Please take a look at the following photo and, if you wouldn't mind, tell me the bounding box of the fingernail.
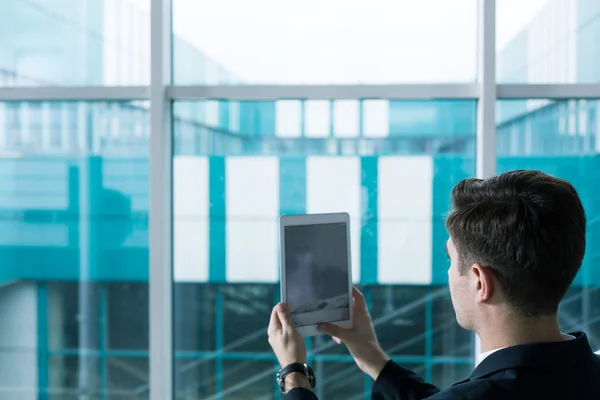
[279,303,287,311]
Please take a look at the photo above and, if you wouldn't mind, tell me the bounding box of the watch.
[276,363,316,393]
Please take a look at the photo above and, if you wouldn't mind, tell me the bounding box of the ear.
[470,264,494,303]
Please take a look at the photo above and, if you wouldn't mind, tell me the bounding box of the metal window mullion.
[477,0,496,180]
[497,83,600,99]
[0,86,149,101]
[149,0,173,399]
[167,84,480,100]
[2,82,600,103]
[475,0,496,362]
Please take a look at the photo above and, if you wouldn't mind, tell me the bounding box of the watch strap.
[277,363,316,392]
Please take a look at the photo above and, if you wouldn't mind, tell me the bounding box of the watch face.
[278,378,286,393]
[277,371,284,393]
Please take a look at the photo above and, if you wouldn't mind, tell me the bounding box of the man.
[268,170,600,399]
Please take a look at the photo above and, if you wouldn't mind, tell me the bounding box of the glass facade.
[0,0,599,399]
[497,0,600,83]
[172,0,478,84]
[497,98,600,357]
[171,99,476,397]
[0,100,151,398]
[0,0,150,86]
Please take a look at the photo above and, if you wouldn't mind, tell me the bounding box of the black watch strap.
[277,363,316,393]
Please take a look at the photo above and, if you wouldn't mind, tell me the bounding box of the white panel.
[305,100,330,138]
[275,100,302,138]
[20,103,30,145]
[229,101,240,132]
[307,157,361,283]
[0,103,6,150]
[363,100,389,138]
[0,283,37,399]
[378,156,432,284]
[333,100,359,137]
[226,157,279,282]
[206,101,219,126]
[173,157,209,282]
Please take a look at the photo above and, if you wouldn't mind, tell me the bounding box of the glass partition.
[171,99,477,397]
[497,98,600,352]
[497,0,600,83]
[171,0,478,84]
[0,0,150,86]
[0,100,150,398]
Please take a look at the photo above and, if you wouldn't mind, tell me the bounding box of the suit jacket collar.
[468,332,594,380]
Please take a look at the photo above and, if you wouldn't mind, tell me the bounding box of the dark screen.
[284,223,350,326]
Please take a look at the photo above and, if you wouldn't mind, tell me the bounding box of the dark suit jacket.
[286,332,600,399]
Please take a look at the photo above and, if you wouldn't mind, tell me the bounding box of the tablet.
[280,212,354,337]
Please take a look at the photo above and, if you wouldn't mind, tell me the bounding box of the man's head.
[445,170,586,330]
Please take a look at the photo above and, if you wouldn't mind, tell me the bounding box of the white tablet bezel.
[279,212,354,337]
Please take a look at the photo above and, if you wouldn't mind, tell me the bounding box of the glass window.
[172,0,478,84]
[172,99,476,397]
[0,101,149,398]
[497,99,600,353]
[48,355,100,400]
[0,0,150,86]
[319,361,365,399]
[497,0,600,83]
[175,358,216,399]
[107,357,149,397]
[107,283,149,350]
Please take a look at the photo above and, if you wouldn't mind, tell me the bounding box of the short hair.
[445,170,586,317]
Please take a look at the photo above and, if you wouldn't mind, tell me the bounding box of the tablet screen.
[284,222,351,327]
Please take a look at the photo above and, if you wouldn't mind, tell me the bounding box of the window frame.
[1,0,600,398]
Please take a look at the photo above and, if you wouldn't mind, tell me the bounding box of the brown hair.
[446,170,586,317]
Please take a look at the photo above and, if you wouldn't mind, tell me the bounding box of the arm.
[267,304,318,399]
[317,288,441,400]
[284,361,441,400]
[283,360,441,400]
[285,388,318,400]
[372,360,441,400]
[283,373,318,400]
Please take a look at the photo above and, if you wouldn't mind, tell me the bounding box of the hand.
[318,287,389,380]
[268,302,308,368]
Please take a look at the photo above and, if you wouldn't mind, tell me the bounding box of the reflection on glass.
[172,100,476,156]
[497,99,600,354]
[172,0,477,84]
[0,101,149,398]
[172,99,476,398]
[0,0,149,86]
[497,0,600,83]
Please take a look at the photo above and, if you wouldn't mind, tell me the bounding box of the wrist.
[284,372,311,392]
[361,347,390,380]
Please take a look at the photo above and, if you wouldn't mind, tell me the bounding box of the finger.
[317,323,348,341]
[268,304,282,335]
[352,286,367,309]
[332,336,343,345]
[275,302,294,330]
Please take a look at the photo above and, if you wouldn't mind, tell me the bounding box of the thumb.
[318,323,349,341]
[275,303,293,330]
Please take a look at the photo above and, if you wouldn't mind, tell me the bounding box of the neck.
[477,313,564,353]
